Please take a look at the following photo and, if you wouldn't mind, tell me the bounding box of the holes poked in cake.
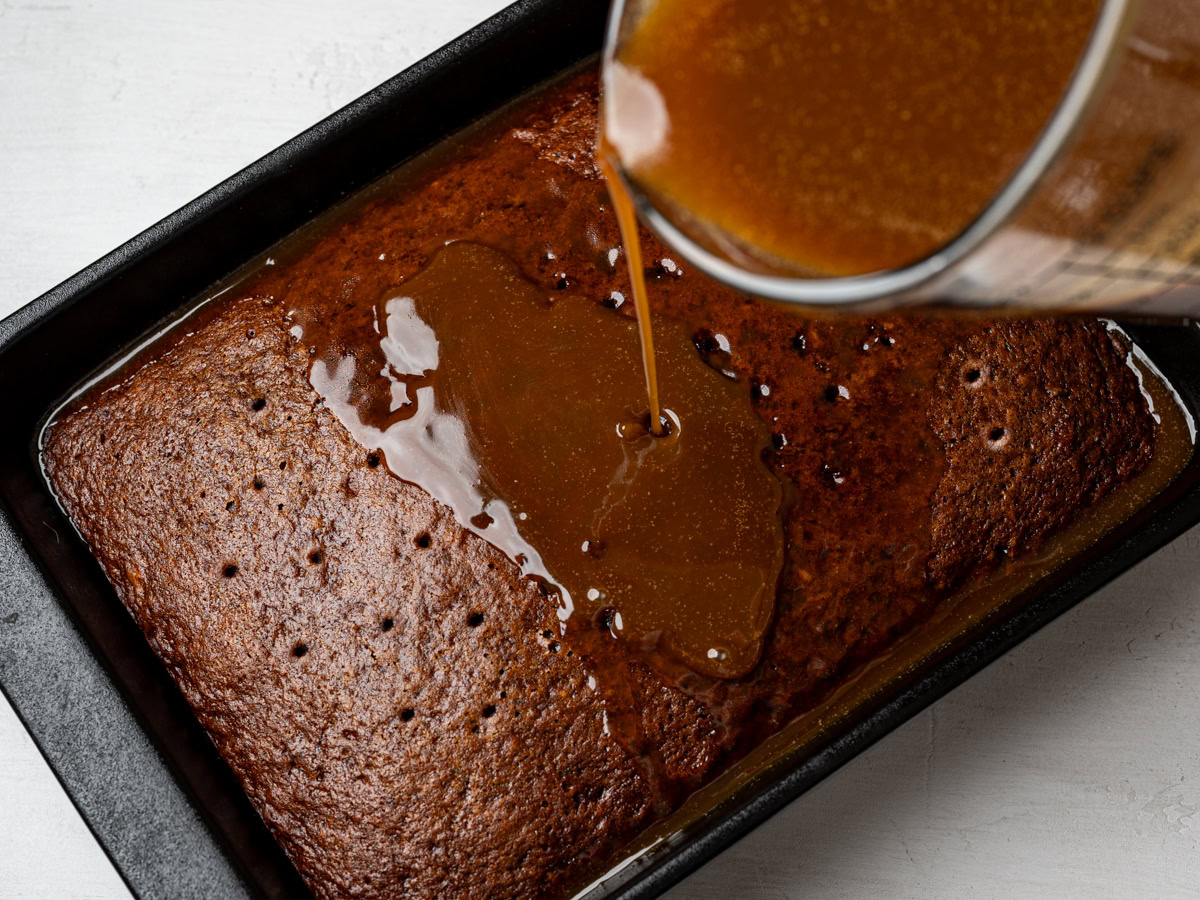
[366,451,382,469]
[963,360,992,388]
[307,548,324,566]
[482,704,497,718]
[250,396,267,412]
[399,708,415,722]
[823,384,850,403]
[537,627,564,654]
[292,642,308,658]
[859,324,895,352]
[593,606,621,637]
[692,327,736,379]
[573,785,606,806]
[822,462,847,486]
[414,532,432,549]
[645,257,683,281]
[617,409,678,442]
[581,539,605,560]
[467,612,485,628]
[750,377,773,404]
[380,616,394,632]
[984,425,1010,450]
[222,563,238,578]
[252,475,266,491]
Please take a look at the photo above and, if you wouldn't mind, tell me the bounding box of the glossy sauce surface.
[604,0,1101,275]
[302,240,783,678]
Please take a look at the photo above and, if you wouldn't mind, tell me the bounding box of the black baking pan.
[2,1,1200,898]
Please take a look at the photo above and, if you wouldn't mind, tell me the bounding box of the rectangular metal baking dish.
[2,1,1200,897]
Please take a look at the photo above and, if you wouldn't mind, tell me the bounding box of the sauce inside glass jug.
[602,0,1102,278]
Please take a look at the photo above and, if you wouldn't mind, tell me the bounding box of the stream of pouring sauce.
[604,0,1102,276]
[304,241,783,678]
[601,154,664,437]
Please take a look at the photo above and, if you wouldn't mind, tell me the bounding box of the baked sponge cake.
[43,70,1158,899]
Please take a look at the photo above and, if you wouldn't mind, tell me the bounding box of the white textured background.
[1,2,1198,898]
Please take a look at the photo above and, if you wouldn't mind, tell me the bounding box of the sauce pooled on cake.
[302,241,783,678]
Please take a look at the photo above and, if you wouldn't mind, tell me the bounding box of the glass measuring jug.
[602,0,1200,316]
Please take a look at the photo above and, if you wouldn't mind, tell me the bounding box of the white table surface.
[2,2,1199,897]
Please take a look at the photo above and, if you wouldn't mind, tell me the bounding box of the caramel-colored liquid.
[605,0,1101,276]
[304,241,783,678]
[601,154,664,436]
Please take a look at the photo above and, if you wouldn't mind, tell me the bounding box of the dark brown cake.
[43,70,1158,899]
